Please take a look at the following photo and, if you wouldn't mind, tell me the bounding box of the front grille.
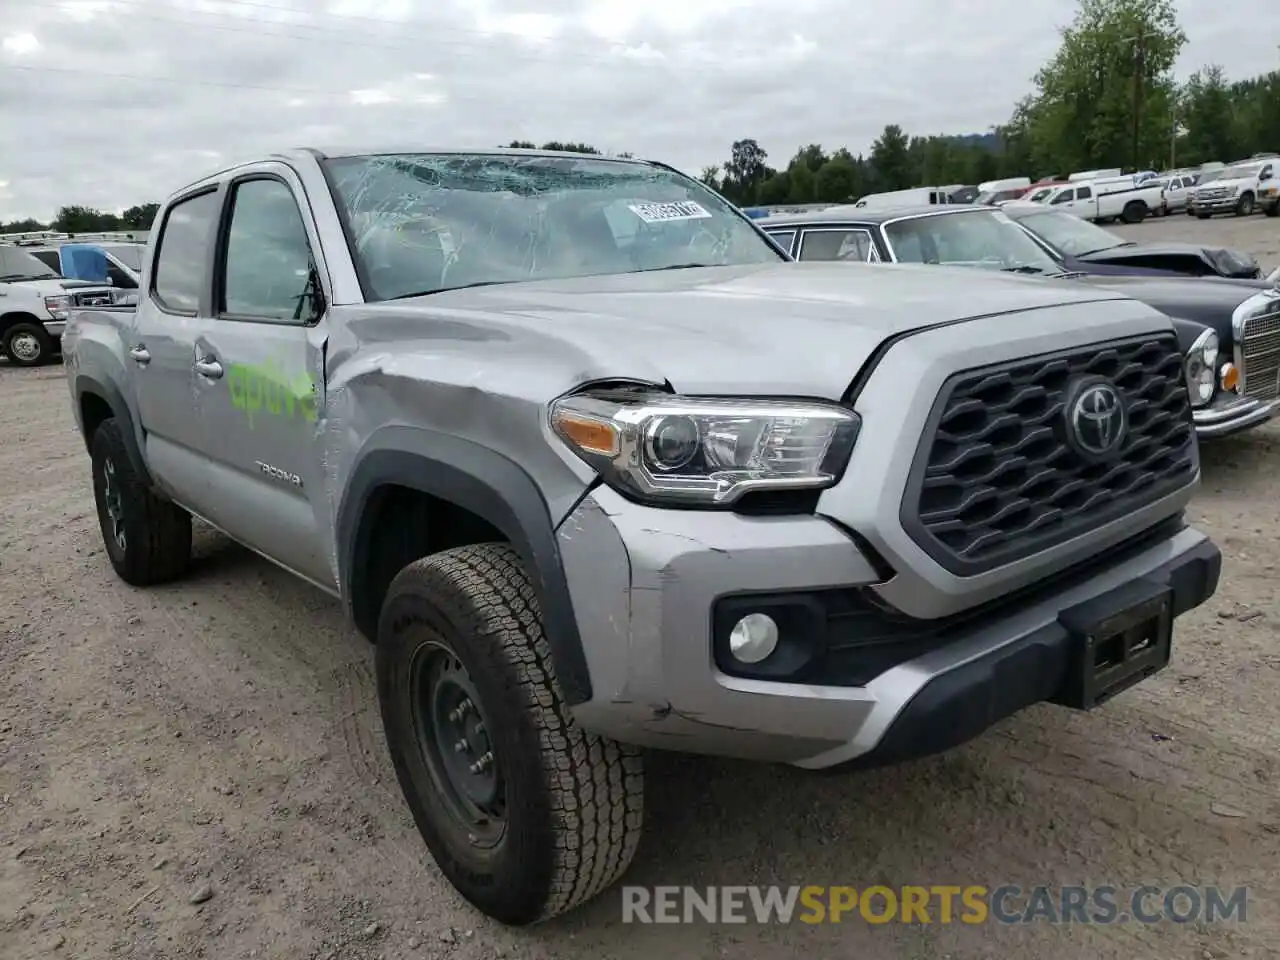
[1241,307,1280,402]
[1197,188,1231,201]
[70,289,115,307]
[902,335,1196,576]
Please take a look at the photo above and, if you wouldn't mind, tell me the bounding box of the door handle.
[194,357,224,379]
[129,345,151,364]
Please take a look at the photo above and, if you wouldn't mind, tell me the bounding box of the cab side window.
[1076,186,1093,199]
[1051,189,1075,204]
[765,230,796,255]
[106,261,137,289]
[31,250,62,273]
[220,178,318,322]
[798,229,874,262]
[153,190,220,313]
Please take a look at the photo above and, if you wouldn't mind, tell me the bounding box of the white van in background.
[852,187,952,209]
[1068,168,1123,182]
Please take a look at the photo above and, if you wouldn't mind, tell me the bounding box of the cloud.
[0,0,1275,220]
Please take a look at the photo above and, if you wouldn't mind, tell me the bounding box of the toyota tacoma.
[63,147,1221,925]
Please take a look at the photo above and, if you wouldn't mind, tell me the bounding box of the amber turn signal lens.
[1220,363,1239,393]
[552,411,620,456]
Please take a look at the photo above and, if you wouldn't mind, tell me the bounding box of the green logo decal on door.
[227,359,318,428]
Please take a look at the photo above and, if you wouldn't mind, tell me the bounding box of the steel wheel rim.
[9,333,40,362]
[410,641,506,847]
[101,457,127,552]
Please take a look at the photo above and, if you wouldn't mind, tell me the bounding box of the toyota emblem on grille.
[1064,377,1128,460]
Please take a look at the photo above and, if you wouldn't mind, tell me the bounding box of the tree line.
[2,0,1276,231]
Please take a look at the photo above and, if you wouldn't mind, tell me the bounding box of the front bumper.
[558,487,1220,769]
[1194,393,1278,439]
[1191,196,1242,213]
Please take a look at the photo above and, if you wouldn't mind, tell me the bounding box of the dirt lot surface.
[2,215,1279,960]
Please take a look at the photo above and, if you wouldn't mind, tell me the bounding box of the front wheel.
[2,322,54,367]
[376,543,644,925]
[1236,193,1255,216]
[1197,212,1212,220]
[1264,202,1278,218]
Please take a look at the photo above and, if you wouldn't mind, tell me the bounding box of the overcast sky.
[0,0,1275,221]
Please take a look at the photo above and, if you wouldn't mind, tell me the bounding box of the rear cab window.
[152,191,221,313]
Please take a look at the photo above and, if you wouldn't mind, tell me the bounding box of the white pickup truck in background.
[1191,159,1278,218]
[1,244,117,366]
[1024,176,1165,224]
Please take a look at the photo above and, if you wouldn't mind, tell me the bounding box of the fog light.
[728,613,779,664]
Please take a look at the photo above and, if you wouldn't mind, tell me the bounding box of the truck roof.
[168,146,663,198]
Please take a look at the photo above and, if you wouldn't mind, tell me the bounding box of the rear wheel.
[1122,201,1147,224]
[376,543,644,925]
[90,418,192,585]
[1235,192,1255,216]
[2,322,54,367]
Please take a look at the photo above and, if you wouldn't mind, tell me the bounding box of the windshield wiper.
[1001,264,1047,274]
[1079,243,1135,255]
[389,280,513,299]
[636,263,718,272]
[0,273,45,282]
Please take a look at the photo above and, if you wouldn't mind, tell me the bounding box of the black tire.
[90,418,192,585]
[2,321,54,367]
[376,543,644,925]
[1235,192,1255,216]
[1197,212,1212,220]
[1264,202,1278,218]
[1122,201,1147,224]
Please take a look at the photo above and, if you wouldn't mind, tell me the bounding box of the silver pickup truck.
[63,147,1221,924]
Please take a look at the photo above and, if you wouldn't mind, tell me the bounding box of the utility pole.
[1122,29,1156,171]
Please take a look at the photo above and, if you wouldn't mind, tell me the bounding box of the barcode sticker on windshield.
[628,201,713,223]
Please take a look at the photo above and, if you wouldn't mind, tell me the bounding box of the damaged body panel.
[64,145,1223,925]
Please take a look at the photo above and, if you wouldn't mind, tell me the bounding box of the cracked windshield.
[324,153,781,299]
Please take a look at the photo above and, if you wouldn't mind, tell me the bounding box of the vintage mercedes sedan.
[759,205,1280,440]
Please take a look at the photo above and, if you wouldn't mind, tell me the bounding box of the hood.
[1077,240,1260,278]
[1199,176,1254,190]
[0,276,114,297]
[346,261,1153,399]
[1072,274,1261,339]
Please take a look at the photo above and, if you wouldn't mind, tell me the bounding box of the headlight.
[1184,329,1219,408]
[43,295,71,320]
[550,390,860,506]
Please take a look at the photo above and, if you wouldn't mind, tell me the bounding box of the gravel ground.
[2,215,1279,960]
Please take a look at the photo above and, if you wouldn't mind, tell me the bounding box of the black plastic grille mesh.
[905,335,1196,574]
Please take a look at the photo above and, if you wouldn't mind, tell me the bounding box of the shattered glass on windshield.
[323,152,781,301]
